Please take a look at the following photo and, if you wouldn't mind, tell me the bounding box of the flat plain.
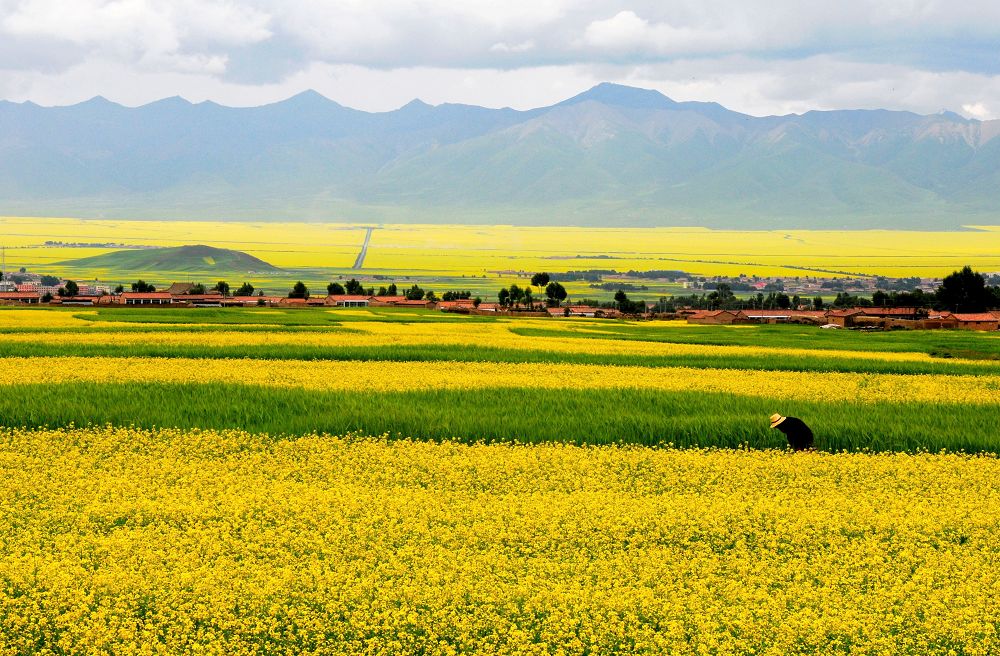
[7,217,1000,287]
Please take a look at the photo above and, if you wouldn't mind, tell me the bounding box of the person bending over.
[770,413,814,451]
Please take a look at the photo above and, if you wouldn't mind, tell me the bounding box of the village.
[2,271,999,331]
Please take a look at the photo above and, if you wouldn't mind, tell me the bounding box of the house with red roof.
[687,310,749,325]
[825,308,864,327]
[172,293,225,307]
[325,295,372,307]
[368,296,408,306]
[951,313,1000,331]
[859,307,926,320]
[392,299,437,309]
[0,291,42,304]
[742,309,827,324]
[119,292,172,305]
[437,299,476,312]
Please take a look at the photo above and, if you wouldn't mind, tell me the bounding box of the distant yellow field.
[4,216,1000,278]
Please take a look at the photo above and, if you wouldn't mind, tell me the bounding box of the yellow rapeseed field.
[0,309,96,328]
[4,322,998,368]
[2,356,998,404]
[1,426,998,655]
[7,216,1000,277]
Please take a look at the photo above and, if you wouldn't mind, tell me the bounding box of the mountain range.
[2,83,999,228]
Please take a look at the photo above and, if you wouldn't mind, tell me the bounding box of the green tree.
[58,280,79,297]
[328,282,346,295]
[345,278,364,295]
[387,283,397,296]
[936,266,994,312]
[131,280,155,293]
[508,284,524,308]
[614,289,629,311]
[213,281,231,297]
[405,284,425,301]
[498,288,510,308]
[813,296,824,310]
[530,272,550,294]
[189,283,206,295]
[473,296,482,308]
[425,290,438,302]
[545,281,568,306]
[289,281,310,299]
[235,282,255,296]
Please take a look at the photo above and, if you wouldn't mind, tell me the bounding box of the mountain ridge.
[2,83,999,228]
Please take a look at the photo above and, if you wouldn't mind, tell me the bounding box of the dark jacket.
[775,417,814,451]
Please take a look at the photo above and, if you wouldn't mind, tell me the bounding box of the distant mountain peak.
[399,98,433,111]
[75,95,118,107]
[272,89,344,110]
[559,82,677,110]
[289,89,331,102]
[146,95,192,108]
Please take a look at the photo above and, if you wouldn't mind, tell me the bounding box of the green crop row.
[1,382,995,453]
[0,341,998,376]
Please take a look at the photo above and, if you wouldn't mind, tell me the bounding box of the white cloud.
[581,10,751,56]
[961,102,994,120]
[3,0,1000,117]
[2,0,270,73]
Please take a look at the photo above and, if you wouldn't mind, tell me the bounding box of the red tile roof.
[0,292,42,299]
[327,295,372,301]
[121,292,171,299]
[860,307,922,316]
[952,313,1000,322]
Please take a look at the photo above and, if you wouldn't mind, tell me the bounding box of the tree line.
[651,267,1000,314]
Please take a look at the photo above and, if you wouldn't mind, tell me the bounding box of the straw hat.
[769,413,786,429]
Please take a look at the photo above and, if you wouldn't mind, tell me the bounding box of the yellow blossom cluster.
[1,355,998,405]
[4,321,994,368]
[1,426,998,654]
[0,309,95,328]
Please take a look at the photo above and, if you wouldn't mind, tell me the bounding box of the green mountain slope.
[60,245,281,273]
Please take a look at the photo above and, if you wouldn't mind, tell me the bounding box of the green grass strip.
[0,341,997,376]
[1,383,996,453]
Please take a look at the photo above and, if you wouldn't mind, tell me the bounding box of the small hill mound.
[61,245,281,273]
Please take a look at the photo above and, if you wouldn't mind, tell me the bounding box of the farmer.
[770,413,814,451]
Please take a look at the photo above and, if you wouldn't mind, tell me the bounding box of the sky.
[1,0,1000,118]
